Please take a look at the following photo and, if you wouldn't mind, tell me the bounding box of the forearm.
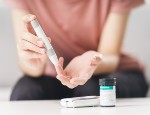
[95,12,129,75]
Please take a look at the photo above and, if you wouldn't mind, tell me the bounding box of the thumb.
[86,54,103,74]
[90,54,103,66]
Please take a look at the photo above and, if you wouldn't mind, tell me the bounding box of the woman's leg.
[10,75,73,101]
[73,70,149,98]
[112,70,149,97]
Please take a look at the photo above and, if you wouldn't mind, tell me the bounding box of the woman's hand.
[56,51,103,88]
[17,14,50,76]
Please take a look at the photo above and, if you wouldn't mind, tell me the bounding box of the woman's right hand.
[17,14,49,75]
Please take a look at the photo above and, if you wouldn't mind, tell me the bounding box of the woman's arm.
[55,12,130,88]
[95,12,129,74]
[12,10,47,77]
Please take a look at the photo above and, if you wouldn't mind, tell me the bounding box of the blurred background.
[0,0,150,101]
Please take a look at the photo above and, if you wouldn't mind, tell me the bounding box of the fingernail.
[94,54,103,60]
[99,54,103,59]
[47,37,51,42]
[30,15,35,20]
[56,75,61,79]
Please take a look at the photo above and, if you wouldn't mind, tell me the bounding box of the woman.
[6,0,148,100]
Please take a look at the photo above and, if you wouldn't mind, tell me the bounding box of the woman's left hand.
[55,51,102,89]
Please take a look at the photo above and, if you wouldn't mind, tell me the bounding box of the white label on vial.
[100,86,116,106]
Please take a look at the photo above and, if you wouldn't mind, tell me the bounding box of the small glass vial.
[99,78,116,107]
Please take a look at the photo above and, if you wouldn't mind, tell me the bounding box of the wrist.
[19,59,46,77]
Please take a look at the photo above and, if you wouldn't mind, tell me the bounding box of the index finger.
[55,57,64,75]
[22,14,36,24]
[56,75,77,89]
[22,14,36,32]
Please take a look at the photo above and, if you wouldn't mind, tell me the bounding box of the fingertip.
[30,15,36,20]
[37,40,44,47]
[93,55,101,61]
[56,76,61,82]
[68,86,75,89]
[70,79,76,84]
[67,83,77,89]
[92,54,103,61]
[56,75,62,80]
[22,14,36,23]
[56,75,59,79]
[47,37,51,43]
[59,57,64,61]
[90,55,102,66]
[96,54,103,60]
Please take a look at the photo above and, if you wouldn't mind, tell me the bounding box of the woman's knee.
[108,70,149,98]
[10,76,45,101]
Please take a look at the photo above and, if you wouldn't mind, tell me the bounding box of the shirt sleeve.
[5,0,29,10]
[110,0,145,13]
